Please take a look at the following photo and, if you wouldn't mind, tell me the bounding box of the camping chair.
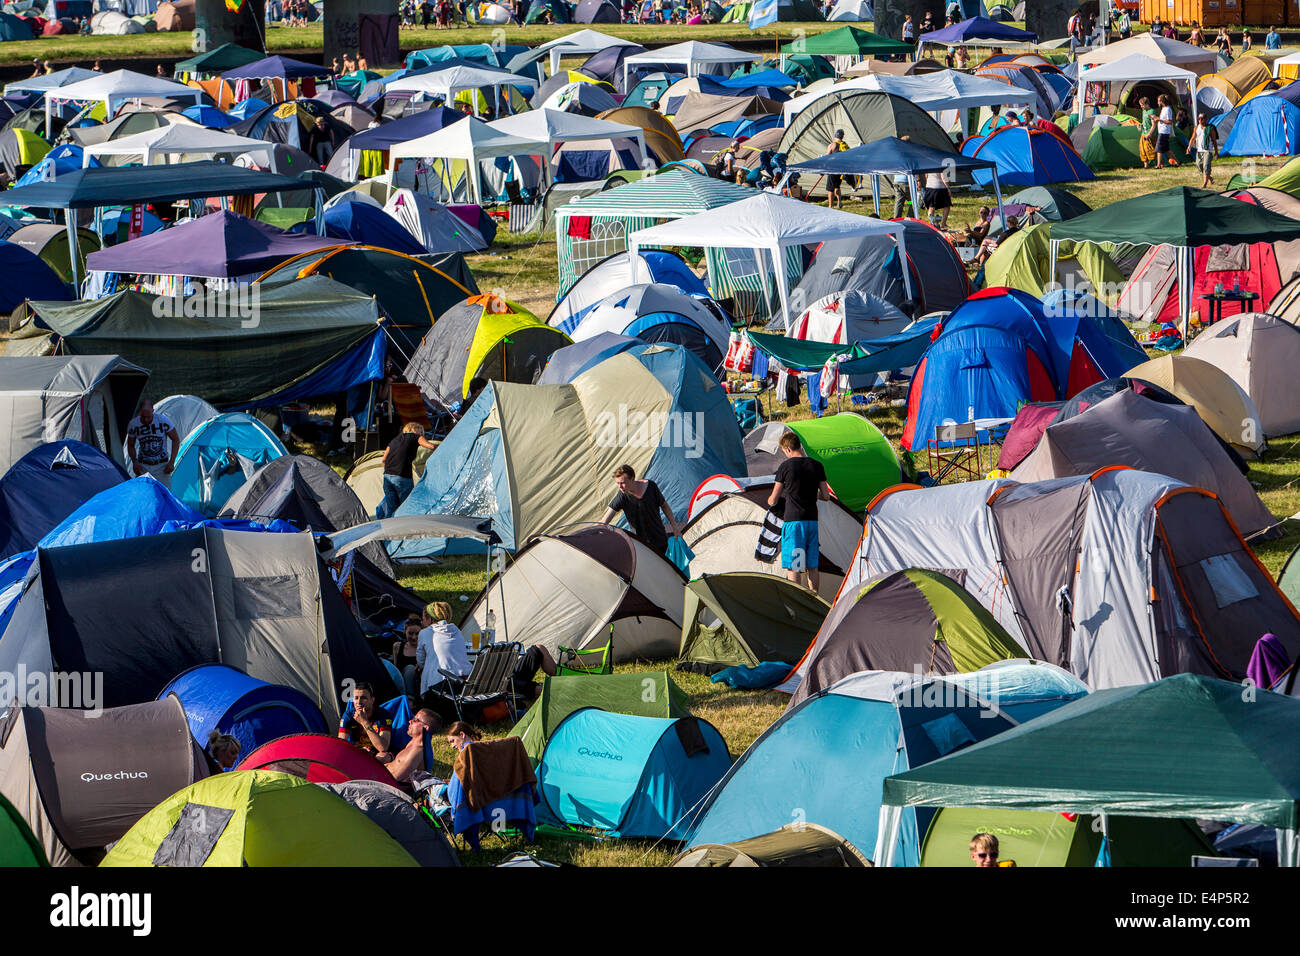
[432,641,524,723]
[389,382,435,432]
[926,421,986,483]
[505,180,542,234]
[556,636,613,676]
[442,742,537,851]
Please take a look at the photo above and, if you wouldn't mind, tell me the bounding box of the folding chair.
[556,637,613,676]
[926,421,985,482]
[389,382,435,431]
[432,641,524,722]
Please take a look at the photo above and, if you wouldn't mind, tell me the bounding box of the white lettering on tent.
[592,407,706,458]
[49,887,151,937]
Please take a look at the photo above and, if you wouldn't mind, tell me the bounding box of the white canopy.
[489,108,647,166]
[384,65,537,117]
[1077,33,1219,73]
[629,192,911,324]
[82,124,277,167]
[4,67,102,97]
[389,117,545,204]
[535,29,643,76]
[1076,53,1198,118]
[622,41,760,93]
[784,69,1035,123]
[43,69,203,130]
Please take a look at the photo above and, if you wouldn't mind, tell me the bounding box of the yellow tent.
[983,223,1124,304]
[1126,353,1266,459]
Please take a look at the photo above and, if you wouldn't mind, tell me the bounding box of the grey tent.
[672,823,870,867]
[0,355,148,477]
[0,697,208,867]
[1011,389,1277,538]
[461,525,686,662]
[1183,312,1300,439]
[678,572,829,674]
[0,528,394,720]
[671,93,784,138]
[792,218,970,317]
[318,781,460,867]
[152,394,218,446]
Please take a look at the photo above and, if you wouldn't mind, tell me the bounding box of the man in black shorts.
[825,128,848,209]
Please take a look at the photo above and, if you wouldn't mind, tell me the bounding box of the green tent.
[780,25,914,57]
[173,42,265,77]
[882,674,1300,834]
[787,413,899,512]
[919,807,1216,867]
[1080,124,1189,171]
[787,568,1029,708]
[1051,186,1300,247]
[1233,154,1300,195]
[510,672,691,766]
[1278,542,1300,613]
[679,572,830,673]
[983,223,1126,302]
[101,770,420,867]
[0,792,47,867]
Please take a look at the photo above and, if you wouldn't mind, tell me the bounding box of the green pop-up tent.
[745,413,899,512]
[878,674,1300,866]
[780,25,915,57]
[679,572,830,673]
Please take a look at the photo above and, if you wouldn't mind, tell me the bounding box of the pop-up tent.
[388,116,543,206]
[101,770,419,867]
[460,524,686,661]
[877,674,1300,866]
[42,69,203,131]
[320,779,461,867]
[1126,353,1267,459]
[961,124,1094,188]
[0,697,208,866]
[536,710,732,840]
[171,412,287,516]
[678,573,829,674]
[0,440,127,560]
[1074,53,1199,121]
[1183,312,1300,437]
[745,414,898,512]
[235,733,399,786]
[83,123,276,168]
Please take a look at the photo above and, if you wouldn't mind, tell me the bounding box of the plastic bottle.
[484,610,496,644]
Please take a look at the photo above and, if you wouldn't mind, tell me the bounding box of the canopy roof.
[489,108,645,147]
[534,28,643,73]
[881,674,1300,830]
[919,16,1037,45]
[1051,186,1300,246]
[785,69,1035,121]
[4,67,101,96]
[43,69,202,126]
[0,162,316,209]
[173,42,265,76]
[83,123,276,166]
[390,115,541,163]
[557,168,756,218]
[1076,53,1198,85]
[222,55,334,81]
[622,41,759,89]
[779,25,913,56]
[385,64,538,97]
[86,211,337,279]
[787,135,996,176]
[1078,32,1218,70]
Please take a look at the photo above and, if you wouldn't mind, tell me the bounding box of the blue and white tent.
[537,709,732,839]
[561,283,731,371]
[172,413,288,517]
[1219,95,1300,157]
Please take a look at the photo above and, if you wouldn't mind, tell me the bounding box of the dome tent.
[564,283,731,371]
[1126,353,1267,460]
[171,412,288,517]
[101,770,419,867]
[551,248,709,332]
[678,572,830,674]
[744,414,899,512]
[0,440,127,561]
[318,780,460,866]
[1183,311,1300,438]
[236,733,400,786]
[962,125,1095,188]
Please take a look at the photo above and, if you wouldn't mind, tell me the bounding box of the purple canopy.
[920,16,1037,44]
[223,55,334,82]
[86,211,338,279]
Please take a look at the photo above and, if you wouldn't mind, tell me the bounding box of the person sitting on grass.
[387,708,441,783]
[446,720,482,752]
[339,683,392,759]
[971,215,1020,269]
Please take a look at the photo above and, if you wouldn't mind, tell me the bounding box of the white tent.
[1075,53,1198,119]
[489,108,648,176]
[828,0,873,20]
[384,65,537,117]
[783,69,1034,124]
[44,69,203,131]
[381,188,488,253]
[1183,312,1300,438]
[534,29,643,76]
[628,193,912,325]
[4,68,102,97]
[389,117,545,204]
[82,124,277,168]
[1077,32,1219,74]
[621,41,760,94]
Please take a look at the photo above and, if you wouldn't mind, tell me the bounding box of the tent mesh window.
[571,218,631,280]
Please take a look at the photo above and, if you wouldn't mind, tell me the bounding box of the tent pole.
[65,213,80,291]
[871,174,880,217]
[895,222,914,305]
[1179,244,1192,340]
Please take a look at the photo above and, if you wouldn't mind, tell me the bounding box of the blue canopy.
[161,663,329,758]
[0,240,70,312]
[920,16,1037,43]
[344,106,465,152]
[322,200,427,255]
[0,441,127,561]
[705,67,798,89]
[223,55,334,81]
[696,74,791,102]
[788,136,996,176]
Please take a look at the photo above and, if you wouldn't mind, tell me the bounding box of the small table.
[1200,290,1258,325]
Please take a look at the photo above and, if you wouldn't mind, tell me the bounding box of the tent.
[784,69,1034,128]
[552,249,709,330]
[236,733,399,786]
[877,675,1300,866]
[1011,389,1277,537]
[901,286,1148,452]
[785,568,1029,706]
[746,414,898,512]
[393,343,745,556]
[150,394,217,448]
[563,283,730,370]
[387,116,544,206]
[160,663,329,757]
[621,42,761,93]
[828,0,872,20]
[490,108,648,180]
[326,106,465,182]
[0,440,127,561]
[320,201,427,255]
[538,80,620,117]
[381,188,488,253]
[0,355,147,477]
[1181,312,1300,438]
[405,296,570,406]
[794,218,970,319]
[0,697,207,866]
[83,123,276,168]
[536,710,731,839]
[101,770,419,866]
[461,524,686,661]
[538,332,641,385]
[1126,354,1267,460]
[85,211,336,280]
[787,291,912,366]
[3,66,100,97]
[1077,33,1217,75]
[532,29,643,77]
[672,822,870,866]
[678,573,829,674]
[778,24,910,59]
[510,671,691,766]
[574,0,619,21]
[5,223,101,285]
[319,780,460,867]
[1073,53,1200,123]
[169,411,287,516]
[0,526,393,717]
[173,42,264,80]
[1220,95,1300,157]
[0,240,69,315]
[0,128,51,185]
[853,468,1300,689]
[961,125,1094,188]
[16,276,387,411]
[918,16,1037,53]
[685,663,1083,865]
[384,65,537,118]
[0,793,45,867]
[778,90,956,174]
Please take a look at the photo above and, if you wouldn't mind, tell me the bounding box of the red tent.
[237,733,399,787]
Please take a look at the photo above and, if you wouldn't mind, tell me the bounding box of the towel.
[453,737,536,811]
[567,215,593,239]
[1247,633,1290,690]
[755,505,782,564]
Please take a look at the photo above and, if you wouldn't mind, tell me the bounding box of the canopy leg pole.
[1179,244,1192,340]
[65,213,80,292]
[871,174,880,217]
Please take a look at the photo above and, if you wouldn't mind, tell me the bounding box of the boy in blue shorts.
[768,431,834,591]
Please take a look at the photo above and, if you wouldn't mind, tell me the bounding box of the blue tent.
[0,240,70,312]
[963,126,1095,187]
[538,332,642,383]
[322,201,427,255]
[13,144,97,189]
[537,709,731,839]
[684,664,1087,864]
[182,105,238,129]
[562,283,731,370]
[406,43,532,71]
[696,74,791,102]
[0,441,127,561]
[161,663,329,758]
[624,72,685,110]
[901,287,1144,451]
[228,97,271,120]
[93,205,165,244]
[172,413,288,517]
[1220,96,1300,157]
